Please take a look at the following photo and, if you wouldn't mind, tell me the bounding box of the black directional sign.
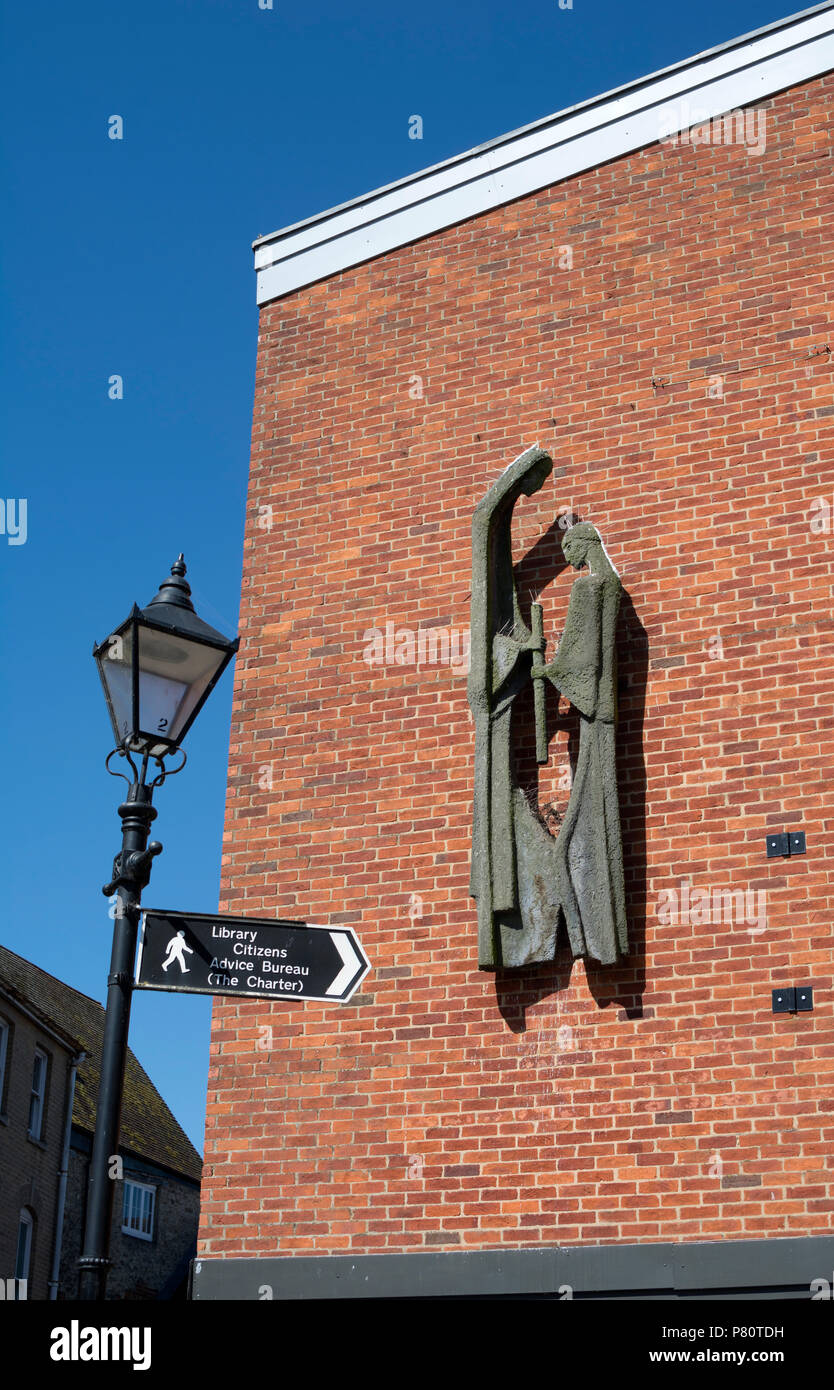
[134,909,370,1004]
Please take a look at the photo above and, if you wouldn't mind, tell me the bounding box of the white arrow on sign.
[327,932,364,996]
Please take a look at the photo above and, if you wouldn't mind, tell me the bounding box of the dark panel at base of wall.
[191,1235,834,1300]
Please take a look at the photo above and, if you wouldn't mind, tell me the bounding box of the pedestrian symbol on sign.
[161,930,193,975]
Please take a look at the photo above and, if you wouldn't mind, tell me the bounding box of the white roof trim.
[254,4,834,305]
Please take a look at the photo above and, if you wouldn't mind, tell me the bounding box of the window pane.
[15,1213,32,1281]
[123,1181,154,1238]
[29,1051,47,1138]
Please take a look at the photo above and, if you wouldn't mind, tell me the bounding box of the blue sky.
[0,0,805,1150]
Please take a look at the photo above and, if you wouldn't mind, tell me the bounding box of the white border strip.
[255,5,834,305]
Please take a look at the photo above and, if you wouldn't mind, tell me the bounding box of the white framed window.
[0,1017,9,1114]
[15,1208,33,1282]
[122,1179,156,1241]
[28,1048,48,1140]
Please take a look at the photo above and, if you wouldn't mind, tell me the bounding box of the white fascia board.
[254,4,834,305]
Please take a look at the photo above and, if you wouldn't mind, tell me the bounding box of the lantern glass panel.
[136,624,225,752]
[97,631,135,747]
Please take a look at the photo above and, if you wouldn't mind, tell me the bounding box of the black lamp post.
[78,556,238,1301]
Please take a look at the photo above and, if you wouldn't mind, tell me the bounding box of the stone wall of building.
[59,1143,200,1300]
[0,997,73,1297]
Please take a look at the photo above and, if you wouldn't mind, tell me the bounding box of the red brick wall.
[199,73,834,1257]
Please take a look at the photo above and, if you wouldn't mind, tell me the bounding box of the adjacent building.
[0,946,201,1299]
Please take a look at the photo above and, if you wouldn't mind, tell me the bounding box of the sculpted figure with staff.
[468,445,627,970]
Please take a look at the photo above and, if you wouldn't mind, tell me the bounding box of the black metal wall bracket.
[772,986,814,1014]
[766,831,806,859]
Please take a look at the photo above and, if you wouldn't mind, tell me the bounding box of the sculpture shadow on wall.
[494,517,649,1033]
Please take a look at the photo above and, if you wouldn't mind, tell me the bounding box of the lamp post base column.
[77,780,161,1301]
